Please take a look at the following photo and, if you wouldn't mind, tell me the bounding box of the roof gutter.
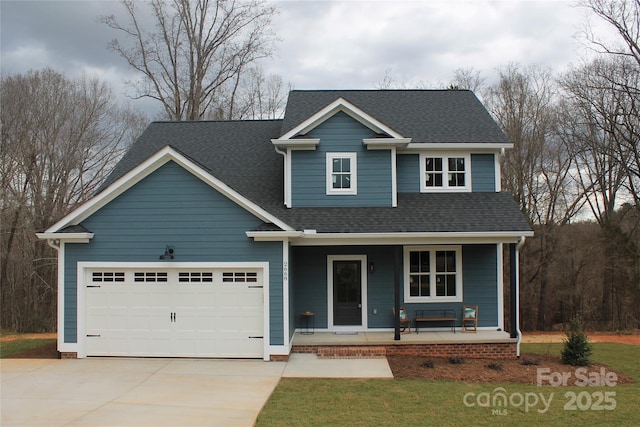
[247,230,533,243]
[36,232,94,243]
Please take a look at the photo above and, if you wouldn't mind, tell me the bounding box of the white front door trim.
[327,255,368,331]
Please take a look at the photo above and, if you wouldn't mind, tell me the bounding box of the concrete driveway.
[1,358,286,427]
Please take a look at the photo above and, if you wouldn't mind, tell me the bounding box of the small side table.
[301,311,315,335]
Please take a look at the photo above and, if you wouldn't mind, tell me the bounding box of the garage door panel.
[85,267,264,358]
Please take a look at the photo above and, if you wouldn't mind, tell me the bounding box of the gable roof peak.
[279,96,404,140]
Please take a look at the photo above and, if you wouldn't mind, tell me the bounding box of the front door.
[332,260,362,326]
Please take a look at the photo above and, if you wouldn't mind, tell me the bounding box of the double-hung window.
[326,152,357,195]
[421,154,470,192]
[404,246,463,302]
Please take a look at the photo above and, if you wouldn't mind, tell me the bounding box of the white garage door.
[85,267,264,358]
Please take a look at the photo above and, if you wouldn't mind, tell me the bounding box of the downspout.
[46,238,62,359]
[47,238,61,252]
[274,146,289,208]
[515,236,526,357]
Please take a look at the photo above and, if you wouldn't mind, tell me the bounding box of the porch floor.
[292,330,516,346]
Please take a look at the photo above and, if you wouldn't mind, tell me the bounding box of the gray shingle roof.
[281,90,509,144]
[100,120,285,206]
[270,193,530,233]
[97,90,530,235]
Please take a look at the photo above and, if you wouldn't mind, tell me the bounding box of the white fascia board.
[289,231,534,246]
[271,138,319,150]
[246,231,304,241]
[403,142,512,151]
[280,97,404,140]
[363,138,412,150]
[35,232,93,243]
[45,146,294,233]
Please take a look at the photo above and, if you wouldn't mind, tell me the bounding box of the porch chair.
[392,307,412,334]
[462,305,478,333]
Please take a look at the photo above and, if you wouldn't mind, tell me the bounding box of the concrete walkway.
[1,355,393,426]
[283,354,393,378]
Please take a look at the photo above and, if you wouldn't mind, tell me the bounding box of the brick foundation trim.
[385,342,517,359]
[292,342,517,360]
[317,346,386,359]
[59,352,78,359]
[270,354,290,362]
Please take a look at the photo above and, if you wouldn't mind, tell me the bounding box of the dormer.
[272,97,410,208]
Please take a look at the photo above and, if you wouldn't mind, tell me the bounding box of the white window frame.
[404,245,463,303]
[326,152,357,195]
[420,153,470,192]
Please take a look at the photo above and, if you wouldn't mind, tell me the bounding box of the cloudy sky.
[0,0,615,117]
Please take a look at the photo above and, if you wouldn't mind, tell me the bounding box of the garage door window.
[134,272,168,283]
[92,272,125,282]
[223,272,258,283]
[178,272,214,283]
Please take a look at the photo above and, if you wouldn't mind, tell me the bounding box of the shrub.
[448,356,465,364]
[486,362,503,371]
[561,317,592,366]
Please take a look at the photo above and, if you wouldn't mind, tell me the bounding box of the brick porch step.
[316,346,387,359]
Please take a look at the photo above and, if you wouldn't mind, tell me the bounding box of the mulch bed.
[387,354,634,384]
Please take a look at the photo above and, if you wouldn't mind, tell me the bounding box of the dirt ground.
[1,333,57,342]
[521,331,640,345]
[3,332,638,384]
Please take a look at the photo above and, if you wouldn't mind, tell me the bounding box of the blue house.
[38,90,532,360]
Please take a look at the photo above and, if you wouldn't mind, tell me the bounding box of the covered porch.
[290,330,518,360]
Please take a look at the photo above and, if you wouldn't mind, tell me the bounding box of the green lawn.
[257,343,640,426]
[0,338,56,358]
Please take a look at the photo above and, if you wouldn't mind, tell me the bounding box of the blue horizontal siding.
[461,245,498,327]
[291,112,392,207]
[291,246,396,329]
[397,154,420,193]
[291,244,499,329]
[471,154,496,192]
[64,161,284,345]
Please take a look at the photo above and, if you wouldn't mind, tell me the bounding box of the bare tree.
[450,67,486,97]
[101,0,278,121]
[486,64,586,330]
[207,66,290,120]
[582,0,640,206]
[582,0,640,67]
[0,69,146,331]
[559,57,639,327]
